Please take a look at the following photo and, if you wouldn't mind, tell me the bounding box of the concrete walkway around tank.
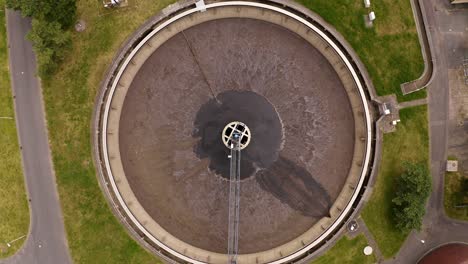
[372,95,427,134]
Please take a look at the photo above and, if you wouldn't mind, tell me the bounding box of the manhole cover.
[75,19,86,32]
[347,220,359,232]
[364,246,373,256]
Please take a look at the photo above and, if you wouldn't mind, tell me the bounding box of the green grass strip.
[0,1,30,258]
[40,1,178,263]
[297,0,426,102]
[362,105,429,258]
[444,172,468,221]
[311,235,376,264]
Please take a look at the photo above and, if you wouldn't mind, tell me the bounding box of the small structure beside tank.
[446,160,458,172]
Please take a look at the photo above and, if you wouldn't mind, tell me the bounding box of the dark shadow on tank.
[256,156,332,218]
[192,90,282,180]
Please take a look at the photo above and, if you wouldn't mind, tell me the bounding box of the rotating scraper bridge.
[93,1,378,263]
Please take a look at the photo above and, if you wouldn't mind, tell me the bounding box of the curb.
[400,0,436,95]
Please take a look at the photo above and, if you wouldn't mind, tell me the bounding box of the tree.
[6,0,76,28]
[392,162,431,231]
[28,19,71,76]
[6,0,49,18]
[6,0,75,77]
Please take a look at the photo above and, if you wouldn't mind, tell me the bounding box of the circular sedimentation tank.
[418,243,468,264]
[93,1,377,263]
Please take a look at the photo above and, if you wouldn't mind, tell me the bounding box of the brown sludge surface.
[119,18,355,254]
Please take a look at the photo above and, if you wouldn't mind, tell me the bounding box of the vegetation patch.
[373,0,418,36]
[6,0,75,76]
[392,162,431,231]
[444,172,468,221]
[0,0,30,257]
[311,235,376,264]
[447,155,458,161]
[37,0,176,263]
[362,106,429,258]
[296,0,425,102]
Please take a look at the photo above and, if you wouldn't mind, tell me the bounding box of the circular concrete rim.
[96,1,374,263]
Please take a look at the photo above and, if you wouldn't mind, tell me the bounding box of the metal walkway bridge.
[227,138,241,264]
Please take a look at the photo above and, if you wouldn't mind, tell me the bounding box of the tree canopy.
[6,0,76,76]
[392,162,431,231]
[28,19,71,76]
[7,0,76,28]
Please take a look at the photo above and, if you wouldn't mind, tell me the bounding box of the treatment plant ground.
[0,0,30,258]
[297,0,426,102]
[362,105,429,258]
[444,172,468,221]
[33,0,426,263]
[311,235,376,264]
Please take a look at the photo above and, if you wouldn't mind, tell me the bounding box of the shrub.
[27,19,71,76]
[6,0,75,77]
[6,0,76,28]
[392,162,431,231]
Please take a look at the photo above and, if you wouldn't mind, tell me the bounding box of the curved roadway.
[386,0,468,263]
[1,10,71,264]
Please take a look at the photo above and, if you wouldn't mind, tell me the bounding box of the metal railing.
[228,138,241,263]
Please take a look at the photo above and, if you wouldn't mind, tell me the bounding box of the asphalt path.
[386,1,468,263]
[1,10,71,264]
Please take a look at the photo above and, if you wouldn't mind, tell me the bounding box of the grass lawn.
[444,172,468,221]
[0,1,30,258]
[362,105,429,258]
[296,0,426,102]
[311,235,376,264]
[40,1,177,263]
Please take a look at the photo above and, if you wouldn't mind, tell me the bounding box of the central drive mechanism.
[222,121,251,150]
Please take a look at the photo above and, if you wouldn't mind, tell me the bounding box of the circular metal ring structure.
[93,1,378,263]
[222,122,251,150]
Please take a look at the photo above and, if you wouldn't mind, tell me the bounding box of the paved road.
[1,10,71,264]
[386,1,468,263]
